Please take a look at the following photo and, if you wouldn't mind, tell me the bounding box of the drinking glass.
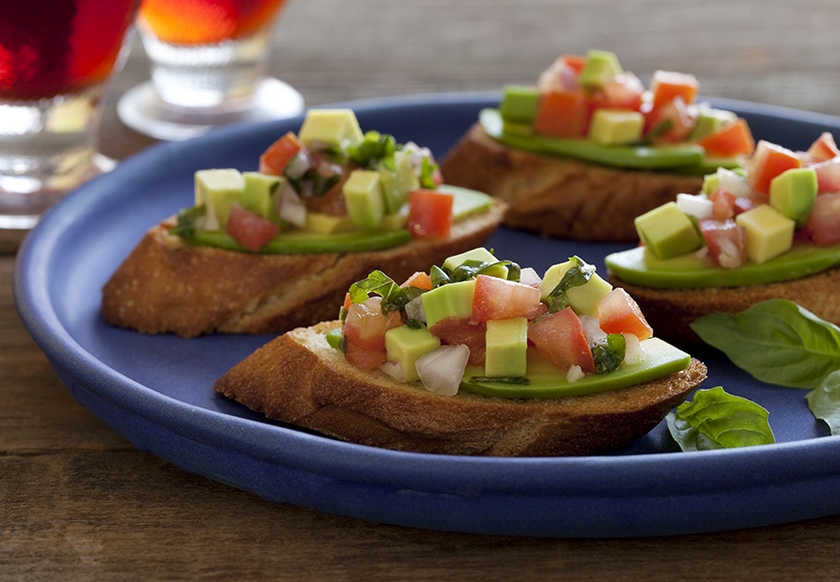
[117,0,304,141]
[0,0,140,240]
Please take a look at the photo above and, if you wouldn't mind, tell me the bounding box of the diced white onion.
[404,295,426,324]
[379,360,406,383]
[580,314,607,347]
[278,182,307,226]
[622,333,644,365]
[415,344,470,396]
[717,167,754,197]
[518,266,542,288]
[676,193,714,220]
[566,365,585,383]
[284,150,311,179]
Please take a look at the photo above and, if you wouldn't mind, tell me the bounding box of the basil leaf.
[448,259,512,282]
[690,299,840,388]
[546,256,595,313]
[805,370,840,435]
[666,386,775,451]
[347,131,397,169]
[429,265,450,287]
[419,156,439,189]
[348,270,410,312]
[169,205,206,238]
[592,333,626,374]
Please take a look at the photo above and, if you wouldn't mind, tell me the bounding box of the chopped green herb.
[546,256,595,312]
[592,333,626,374]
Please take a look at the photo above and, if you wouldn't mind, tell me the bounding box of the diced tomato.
[527,307,596,373]
[342,292,352,313]
[259,131,302,175]
[400,271,433,291]
[533,89,590,138]
[471,274,543,322]
[801,192,840,246]
[407,189,453,238]
[649,70,700,109]
[710,187,736,220]
[344,340,387,370]
[698,219,748,269]
[596,288,654,340]
[589,71,645,111]
[806,132,840,163]
[429,317,487,366]
[538,55,586,93]
[342,296,402,353]
[696,118,755,157]
[733,195,765,215]
[747,140,804,194]
[561,54,588,75]
[812,157,840,194]
[225,203,280,251]
[644,97,697,143]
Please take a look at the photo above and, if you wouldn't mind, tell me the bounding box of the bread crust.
[101,200,506,337]
[610,267,840,345]
[439,123,704,242]
[214,321,708,457]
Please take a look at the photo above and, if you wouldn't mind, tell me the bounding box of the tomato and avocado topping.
[169,109,495,253]
[605,132,840,288]
[483,49,755,174]
[328,248,692,399]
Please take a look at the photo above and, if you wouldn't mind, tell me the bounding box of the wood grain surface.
[5,0,840,579]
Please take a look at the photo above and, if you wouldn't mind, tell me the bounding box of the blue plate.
[14,93,840,538]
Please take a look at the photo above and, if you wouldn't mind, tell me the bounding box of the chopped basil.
[592,333,626,374]
[419,156,439,189]
[347,131,397,170]
[429,265,450,288]
[348,270,422,314]
[469,376,530,385]
[447,259,516,282]
[169,204,206,238]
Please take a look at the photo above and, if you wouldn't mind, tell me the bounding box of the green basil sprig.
[666,386,775,451]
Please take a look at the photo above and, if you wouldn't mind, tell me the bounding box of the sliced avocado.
[769,167,817,228]
[604,242,840,288]
[587,109,644,146]
[385,325,441,382]
[182,228,411,254]
[298,109,364,150]
[443,247,508,279]
[343,169,384,229]
[461,337,690,399]
[634,202,704,260]
[379,149,419,214]
[735,204,795,264]
[194,168,246,229]
[242,171,282,220]
[499,85,540,124]
[540,260,613,316]
[484,317,528,377]
[579,49,622,92]
[421,280,476,328]
[442,185,494,219]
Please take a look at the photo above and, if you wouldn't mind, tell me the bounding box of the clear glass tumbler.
[118,0,304,141]
[0,0,140,238]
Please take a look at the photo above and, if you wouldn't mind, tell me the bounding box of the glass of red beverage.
[117,0,304,141]
[0,0,140,239]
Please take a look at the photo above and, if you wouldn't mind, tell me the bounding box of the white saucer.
[117,77,304,141]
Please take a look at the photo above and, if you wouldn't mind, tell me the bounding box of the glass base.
[117,77,304,141]
[0,153,114,253]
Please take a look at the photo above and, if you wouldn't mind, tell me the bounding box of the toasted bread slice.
[214,321,708,457]
[439,123,704,242]
[101,199,506,337]
[610,267,840,345]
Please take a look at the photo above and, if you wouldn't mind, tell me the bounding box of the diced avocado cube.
[421,280,476,328]
[443,247,508,279]
[242,172,282,220]
[688,108,738,141]
[735,204,795,264]
[634,202,704,260]
[379,149,419,214]
[587,109,644,145]
[343,169,384,230]
[298,109,364,150]
[769,167,817,228]
[304,212,356,234]
[579,49,622,92]
[539,261,613,316]
[484,317,528,377]
[194,168,245,229]
[385,325,441,382]
[499,85,540,124]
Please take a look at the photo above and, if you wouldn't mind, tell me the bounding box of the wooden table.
[5,0,840,578]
